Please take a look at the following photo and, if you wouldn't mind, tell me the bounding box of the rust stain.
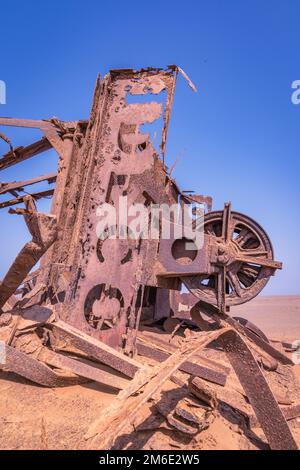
[0,66,296,450]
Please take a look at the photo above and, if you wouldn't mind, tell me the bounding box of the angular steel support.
[0,138,52,171]
[0,173,56,195]
[0,189,55,209]
[48,320,143,378]
[218,329,298,450]
[1,344,80,387]
[0,198,57,310]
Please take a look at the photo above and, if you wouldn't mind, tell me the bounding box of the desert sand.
[0,295,299,450]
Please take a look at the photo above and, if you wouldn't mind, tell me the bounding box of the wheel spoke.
[236,255,282,270]
[239,249,268,257]
[234,227,254,247]
[222,202,232,242]
[243,264,261,279]
[205,222,222,237]
[227,271,243,297]
[238,264,261,287]
[237,270,254,288]
[205,223,215,235]
[217,267,226,312]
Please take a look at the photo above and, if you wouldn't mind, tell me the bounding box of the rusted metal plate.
[190,300,292,365]
[1,344,81,387]
[136,339,227,386]
[38,348,130,390]
[39,67,181,352]
[49,320,142,378]
[249,403,300,428]
[218,329,298,450]
[137,330,231,375]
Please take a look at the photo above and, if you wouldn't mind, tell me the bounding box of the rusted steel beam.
[218,329,298,450]
[136,340,227,386]
[188,376,218,408]
[38,348,130,390]
[235,256,282,270]
[0,131,13,153]
[48,320,142,379]
[190,300,293,365]
[233,317,269,343]
[85,328,229,449]
[0,117,65,156]
[0,173,57,195]
[249,404,300,428]
[0,206,57,310]
[223,315,292,365]
[1,344,81,387]
[0,189,54,209]
[0,117,51,128]
[0,137,52,171]
[137,330,231,375]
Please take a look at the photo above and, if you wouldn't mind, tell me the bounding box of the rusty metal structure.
[0,66,298,450]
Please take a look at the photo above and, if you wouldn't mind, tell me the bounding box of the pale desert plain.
[0,295,299,450]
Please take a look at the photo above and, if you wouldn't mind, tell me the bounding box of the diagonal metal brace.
[0,197,57,311]
[218,329,298,450]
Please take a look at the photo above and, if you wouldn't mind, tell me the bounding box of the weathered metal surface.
[190,300,292,365]
[0,137,52,171]
[0,67,283,351]
[249,403,300,428]
[35,67,184,353]
[0,66,294,449]
[0,198,57,310]
[181,204,282,311]
[232,316,270,343]
[0,189,55,209]
[38,348,130,390]
[48,319,142,378]
[84,328,228,449]
[1,343,82,387]
[136,339,227,386]
[218,329,298,450]
[137,330,231,375]
[188,376,218,409]
[156,397,209,435]
[0,173,56,196]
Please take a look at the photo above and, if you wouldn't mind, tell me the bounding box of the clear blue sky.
[0,0,299,295]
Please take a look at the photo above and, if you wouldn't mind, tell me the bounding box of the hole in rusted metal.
[84,284,124,330]
[171,238,198,265]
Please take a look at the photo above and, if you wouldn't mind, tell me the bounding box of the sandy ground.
[0,295,299,450]
[231,295,300,343]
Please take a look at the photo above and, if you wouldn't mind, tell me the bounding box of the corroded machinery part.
[182,203,282,309]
